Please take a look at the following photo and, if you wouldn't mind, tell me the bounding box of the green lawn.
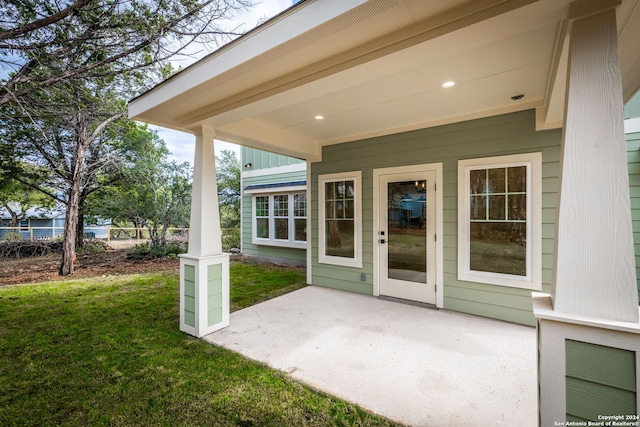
[0,262,400,427]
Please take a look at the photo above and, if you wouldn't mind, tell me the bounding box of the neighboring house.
[0,205,111,239]
[0,205,66,239]
[240,146,307,266]
[130,0,640,422]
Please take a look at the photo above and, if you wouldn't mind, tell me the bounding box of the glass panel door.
[387,180,427,283]
[379,170,436,304]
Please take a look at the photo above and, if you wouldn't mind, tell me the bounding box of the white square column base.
[533,293,640,425]
[179,253,230,338]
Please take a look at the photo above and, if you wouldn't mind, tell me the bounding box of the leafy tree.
[89,129,192,248]
[0,0,251,104]
[216,149,240,228]
[1,0,252,274]
[1,80,153,274]
[0,176,56,227]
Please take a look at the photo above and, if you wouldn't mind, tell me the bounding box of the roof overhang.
[129,0,640,161]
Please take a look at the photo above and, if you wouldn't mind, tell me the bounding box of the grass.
[0,262,400,427]
[230,262,305,311]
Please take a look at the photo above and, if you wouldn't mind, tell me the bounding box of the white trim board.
[625,117,640,134]
[242,162,306,178]
[244,185,306,194]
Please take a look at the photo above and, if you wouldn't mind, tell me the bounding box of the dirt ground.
[0,240,180,286]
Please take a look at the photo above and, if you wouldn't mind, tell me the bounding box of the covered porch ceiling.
[128,0,640,161]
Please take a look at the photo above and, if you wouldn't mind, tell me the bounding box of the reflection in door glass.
[387,181,427,283]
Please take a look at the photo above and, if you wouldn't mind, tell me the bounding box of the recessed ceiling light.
[315,115,324,120]
[442,81,456,88]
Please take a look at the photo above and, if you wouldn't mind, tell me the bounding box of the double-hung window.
[458,153,541,290]
[318,171,362,268]
[252,192,306,248]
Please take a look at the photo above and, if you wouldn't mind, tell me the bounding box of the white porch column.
[551,2,638,322]
[179,126,230,338]
[534,1,640,424]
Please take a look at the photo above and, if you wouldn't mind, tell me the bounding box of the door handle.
[379,239,386,244]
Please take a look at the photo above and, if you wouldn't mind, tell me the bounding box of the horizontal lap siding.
[565,340,637,421]
[311,110,561,325]
[241,169,307,263]
[627,132,640,301]
[241,147,305,170]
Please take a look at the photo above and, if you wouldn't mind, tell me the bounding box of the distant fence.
[0,227,239,243]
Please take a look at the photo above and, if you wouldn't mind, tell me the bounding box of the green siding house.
[240,147,307,266]
[130,0,640,422]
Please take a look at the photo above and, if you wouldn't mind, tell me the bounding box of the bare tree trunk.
[60,187,80,275]
[76,209,85,248]
[59,114,89,276]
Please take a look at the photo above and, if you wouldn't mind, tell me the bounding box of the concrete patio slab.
[204,286,537,427]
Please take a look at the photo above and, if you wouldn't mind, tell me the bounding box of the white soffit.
[129,0,640,159]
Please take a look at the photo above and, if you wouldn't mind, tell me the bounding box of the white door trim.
[373,163,444,308]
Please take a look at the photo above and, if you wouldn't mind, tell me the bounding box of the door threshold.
[378,295,437,310]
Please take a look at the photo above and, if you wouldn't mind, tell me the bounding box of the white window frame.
[318,171,362,268]
[251,192,307,249]
[457,153,542,290]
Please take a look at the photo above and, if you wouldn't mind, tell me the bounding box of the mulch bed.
[0,250,180,286]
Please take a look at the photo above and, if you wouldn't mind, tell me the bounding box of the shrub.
[222,228,240,252]
[2,231,24,241]
[77,239,108,254]
[127,243,152,259]
[127,241,187,260]
[0,240,63,259]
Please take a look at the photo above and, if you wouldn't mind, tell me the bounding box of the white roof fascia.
[128,0,369,119]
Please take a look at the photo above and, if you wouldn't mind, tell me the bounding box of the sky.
[154,0,301,165]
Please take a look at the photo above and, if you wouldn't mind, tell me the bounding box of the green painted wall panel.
[208,307,222,326]
[314,265,373,282]
[630,186,640,197]
[183,265,196,327]
[313,278,373,295]
[208,293,222,310]
[207,264,223,327]
[208,263,221,282]
[443,297,536,326]
[242,147,305,170]
[566,377,636,421]
[444,285,535,311]
[565,415,588,422]
[625,94,640,119]
[184,279,195,298]
[184,265,195,282]
[542,207,556,223]
[311,110,561,325]
[626,162,640,175]
[627,131,640,299]
[207,265,222,303]
[566,340,636,391]
[184,311,195,328]
[542,224,556,239]
[566,339,637,421]
[184,295,196,312]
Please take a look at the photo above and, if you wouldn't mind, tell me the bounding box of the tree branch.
[0,0,93,42]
